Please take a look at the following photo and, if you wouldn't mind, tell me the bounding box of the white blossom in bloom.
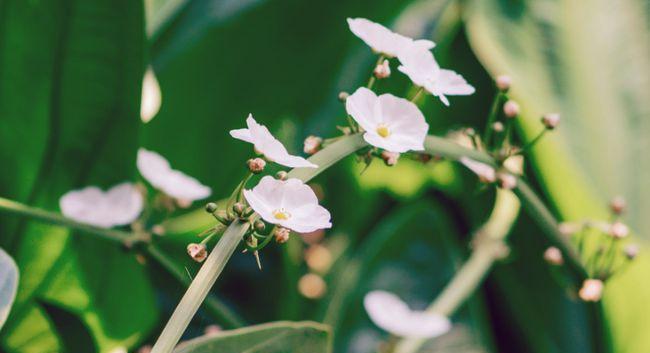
[137,148,211,202]
[345,87,428,153]
[459,157,496,183]
[230,114,317,169]
[398,45,474,106]
[347,18,435,58]
[364,291,451,338]
[60,183,143,228]
[243,176,331,233]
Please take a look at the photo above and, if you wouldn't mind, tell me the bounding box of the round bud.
[303,135,323,155]
[503,100,520,119]
[204,325,222,336]
[496,75,512,92]
[276,171,288,180]
[624,244,639,260]
[609,221,629,239]
[247,158,266,174]
[151,224,166,236]
[205,202,218,213]
[578,279,604,302]
[187,243,208,263]
[373,59,391,79]
[338,91,349,102]
[232,202,245,215]
[254,220,266,233]
[380,151,400,166]
[541,113,560,129]
[543,246,564,265]
[298,273,327,299]
[492,121,504,132]
[274,227,291,244]
[609,196,626,215]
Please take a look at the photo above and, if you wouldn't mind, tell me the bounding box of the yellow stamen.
[273,209,291,220]
[376,124,390,138]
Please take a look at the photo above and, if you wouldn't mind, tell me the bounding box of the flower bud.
[204,325,222,335]
[247,158,266,174]
[373,59,391,79]
[497,172,517,190]
[609,221,629,239]
[579,279,604,302]
[609,196,626,215]
[205,202,218,213]
[496,75,511,92]
[624,244,639,260]
[541,113,560,129]
[338,91,349,102]
[232,202,245,216]
[503,100,519,119]
[543,246,564,265]
[187,243,208,263]
[305,244,333,273]
[380,151,400,166]
[254,220,266,233]
[276,171,288,180]
[274,227,290,244]
[151,224,166,236]
[303,135,323,155]
[492,121,504,132]
[298,273,327,299]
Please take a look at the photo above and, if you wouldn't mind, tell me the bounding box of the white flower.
[345,87,428,153]
[230,114,317,169]
[459,157,496,183]
[137,148,211,202]
[364,291,451,338]
[243,176,331,233]
[60,183,143,228]
[398,45,474,106]
[347,18,435,58]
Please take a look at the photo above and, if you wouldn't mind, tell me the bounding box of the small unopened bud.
[204,325,222,335]
[543,246,564,265]
[373,59,391,79]
[496,75,511,92]
[303,135,323,155]
[609,221,629,239]
[151,224,166,236]
[298,273,327,299]
[205,202,218,213]
[274,227,290,243]
[492,121,504,132]
[232,202,245,216]
[276,171,288,180]
[254,220,266,233]
[380,151,400,166]
[579,279,604,302]
[247,158,266,174]
[187,243,208,263]
[542,113,560,129]
[503,100,519,119]
[338,91,349,102]
[624,244,639,260]
[497,172,517,190]
[609,196,626,215]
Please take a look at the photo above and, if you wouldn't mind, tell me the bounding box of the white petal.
[459,157,496,182]
[140,66,161,123]
[285,204,332,233]
[104,183,145,226]
[229,128,254,143]
[347,18,403,57]
[346,87,381,132]
[436,69,475,96]
[397,45,440,87]
[364,291,451,338]
[60,183,143,228]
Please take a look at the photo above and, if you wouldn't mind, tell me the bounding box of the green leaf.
[173,321,332,353]
[0,0,156,352]
[464,1,650,352]
[0,248,18,331]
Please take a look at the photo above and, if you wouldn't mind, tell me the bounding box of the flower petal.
[459,157,496,182]
[346,87,381,132]
[60,183,143,228]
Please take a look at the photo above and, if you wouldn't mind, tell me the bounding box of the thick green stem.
[393,189,521,353]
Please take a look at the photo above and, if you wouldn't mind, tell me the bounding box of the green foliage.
[173,321,332,353]
[0,248,18,331]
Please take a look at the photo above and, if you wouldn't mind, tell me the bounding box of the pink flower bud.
[496,75,512,91]
[247,158,266,174]
[298,273,327,299]
[543,246,564,265]
[276,171,288,180]
[503,100,520,119]
[579,279,604,302]
[204,325,222,335]
[609,196,626,215]
[542,113,560,129]
[380,151,400,166]
[338,91,349,102]
[373,59,391,79]
[624,244,639,260]
[303,135,323,155]
[274,227,291,244]
[609,221,629,239]
[187,243,208,262]
[492,121,504,132]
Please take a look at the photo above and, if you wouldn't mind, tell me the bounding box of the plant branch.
[393,189,520,353]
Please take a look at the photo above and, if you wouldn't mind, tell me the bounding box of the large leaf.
[0,247,18,331]
[0,0,156,352]
[464,1,650,352]
[173,321,332,353]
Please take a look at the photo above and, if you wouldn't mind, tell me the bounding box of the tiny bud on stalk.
[254,220,266,233]
[624,244,639,260]
[205,202,218,213]
[380,151,400,166]
[187,243,208,263]
[609,221,629,239]
[303,135,323,155]
[542,113,560,129]
[274,227,290,243]
[492,121,504,132]
[338,91,349,102]
[543,246,564,265]
[496,75,512,92]
[247,158,266,174]
[609,196,626,215]
[373,59,391,79]
[232,202,245,216]
[503,100,520,119]
[204,325,222,335]
[276,171,288,180]
[579,279,604,302]
[151,224,166,236]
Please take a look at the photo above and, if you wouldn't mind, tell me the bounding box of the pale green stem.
[393,189,521,353]
[150,134,368,353]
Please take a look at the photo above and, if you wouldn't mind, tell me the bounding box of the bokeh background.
[0,0,649,352]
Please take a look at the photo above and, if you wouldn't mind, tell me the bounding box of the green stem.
[393,189,521,353]
[0,196,144,245]
[482,92,504,148]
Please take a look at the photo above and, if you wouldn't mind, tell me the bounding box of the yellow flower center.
[273,209,291,220]
[376,124,390,138]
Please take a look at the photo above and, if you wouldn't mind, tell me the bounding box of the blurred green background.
[0,0,648,352]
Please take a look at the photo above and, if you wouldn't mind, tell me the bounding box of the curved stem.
[393,189,520,353]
